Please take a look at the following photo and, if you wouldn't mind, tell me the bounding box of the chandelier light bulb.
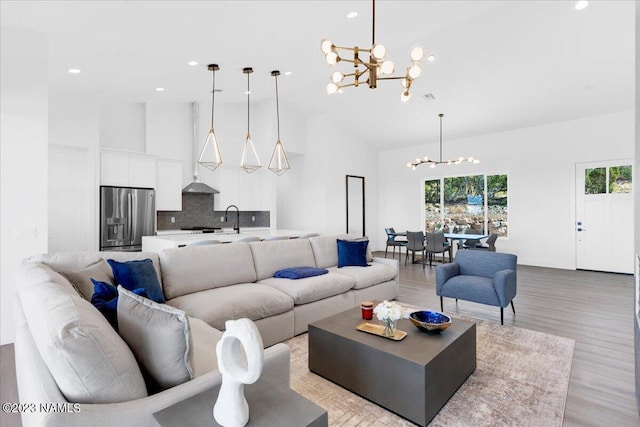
[408,63,422,79]
[372,44,387,60]
[426,54,436,63]
[381,60,395,75]
[473,159,480,164]
[410,46,424,62]
[401,78,409,88]
[401,91,411,103]
[423,156,429,161]
[411,165,417,171]
[430,163,436,169]
[321,39,334,54]
[331,71,344,83]
[326,82,339,95]
[325,51,339,65]
[406,163,412,168]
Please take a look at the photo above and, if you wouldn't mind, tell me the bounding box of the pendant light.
[268,70,291,176]
[240,67,261,173]
[198,64,223,171]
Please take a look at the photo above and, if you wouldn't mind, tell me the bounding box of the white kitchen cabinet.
[156,160,182,211]
[100,150,156,188]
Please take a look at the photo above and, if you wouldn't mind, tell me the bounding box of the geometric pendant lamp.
[268,70,291,176]
[240,67,262,173]
[198,64,223,172]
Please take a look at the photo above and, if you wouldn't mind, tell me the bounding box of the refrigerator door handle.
[128,191,133,244]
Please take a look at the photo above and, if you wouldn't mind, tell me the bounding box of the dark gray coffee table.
[308,306,476,426]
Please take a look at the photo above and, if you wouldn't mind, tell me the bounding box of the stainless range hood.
[182,102,220,195]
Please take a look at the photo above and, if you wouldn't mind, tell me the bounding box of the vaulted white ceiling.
[1,0,634,149]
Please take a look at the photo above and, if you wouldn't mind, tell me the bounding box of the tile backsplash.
[157,194,270,230]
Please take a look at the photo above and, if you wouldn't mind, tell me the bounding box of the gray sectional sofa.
[14,234,398,426]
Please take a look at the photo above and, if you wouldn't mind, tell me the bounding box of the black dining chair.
[471,233,499,251]
[404,231,426,269]
[458,228,483,249]
[384,228,407,260]
[425,232,453,266]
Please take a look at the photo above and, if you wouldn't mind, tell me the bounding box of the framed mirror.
[346,175,365,236]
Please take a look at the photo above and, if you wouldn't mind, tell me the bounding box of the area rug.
[286,318,575,426]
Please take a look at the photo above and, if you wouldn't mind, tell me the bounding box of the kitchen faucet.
[224,205,240,234]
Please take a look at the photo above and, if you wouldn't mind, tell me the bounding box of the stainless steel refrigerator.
[100,186,155,252]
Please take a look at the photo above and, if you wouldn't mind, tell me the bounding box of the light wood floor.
[1,254,638,426]
[385,250,639,426]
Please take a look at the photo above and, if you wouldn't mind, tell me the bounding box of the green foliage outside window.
[609,165,632,193]
[584,167,606,194]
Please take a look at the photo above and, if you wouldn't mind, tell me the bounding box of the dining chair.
[384,227,407,260]
[297,233,320,239]
[425,232,453,266]
[458,228,483,249]
[233,236,261,243]
[471,233,499,251]
[187,239,221,246]
[404,231,426,269]
[264,236,290,241]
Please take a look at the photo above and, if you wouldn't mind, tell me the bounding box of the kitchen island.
[142,228,316,252]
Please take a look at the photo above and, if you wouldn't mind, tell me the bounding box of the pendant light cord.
[246,72,250,135]
[210,69,216,129]
[439,113,444,163]
[372,0,376,47]
[275,74,281,140]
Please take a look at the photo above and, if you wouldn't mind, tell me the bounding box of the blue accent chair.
[436,250,517,324]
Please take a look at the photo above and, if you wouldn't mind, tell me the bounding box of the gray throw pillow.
[61,259,115,300]
[117,286,193,390]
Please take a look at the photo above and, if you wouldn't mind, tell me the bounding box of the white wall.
[275,111,380,246]
[100,102,146,152]
[0,27,49,344]
[378,111,635,269]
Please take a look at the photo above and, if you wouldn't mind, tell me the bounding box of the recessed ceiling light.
[188,61,198,66]
[574,1,588,10]
[426,55,436,63]
[347,11,358,19]
[284,71,293,76]
[68,68,81,74]
[155,87,165,92]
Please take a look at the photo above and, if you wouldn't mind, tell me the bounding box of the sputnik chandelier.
[320,0,435,102]
[407,113,479,170]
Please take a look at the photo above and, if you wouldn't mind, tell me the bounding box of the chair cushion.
[159,243,257,300]
[18,274,147,403]
[329,263,397,290]
[117,287,193,391]
[107,258,165,303]
[439,275,500,307]
[166,283,293,330]
[258,272,355,305]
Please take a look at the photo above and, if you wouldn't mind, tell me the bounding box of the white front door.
[576,160,633,274]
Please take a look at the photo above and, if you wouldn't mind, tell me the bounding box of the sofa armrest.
[435,263,460,295]
[493,269,517,307]
[15,312,290,427]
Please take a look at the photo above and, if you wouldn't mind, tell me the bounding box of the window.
[424,173,508,237]
[609,165,632,194]
[584,165,632,195]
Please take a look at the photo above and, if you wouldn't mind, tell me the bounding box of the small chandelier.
[407,113,480,170]
[240,67,261,173]
[198,64,223,171]
[320,0,435,103]
[268,70,290,176]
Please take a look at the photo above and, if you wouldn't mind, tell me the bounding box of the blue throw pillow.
[107,258,165,303]
[90,279,147,330]
[337,239,369,268]
[274,267,329,279]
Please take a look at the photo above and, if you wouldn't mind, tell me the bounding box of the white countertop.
[142,228,315,250]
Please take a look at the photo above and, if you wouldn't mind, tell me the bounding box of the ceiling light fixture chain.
[268,70,290,176]
[321,0,435,102]
[407,113,480,170]
[198,64,223,172]
[241,67,261,173]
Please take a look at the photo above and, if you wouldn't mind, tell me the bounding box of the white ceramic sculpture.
[213,318,264,427]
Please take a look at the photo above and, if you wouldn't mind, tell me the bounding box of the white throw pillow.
[19,279,148,403]
[117,286,193,390]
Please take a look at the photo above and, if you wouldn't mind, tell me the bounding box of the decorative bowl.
[409,311,452,333]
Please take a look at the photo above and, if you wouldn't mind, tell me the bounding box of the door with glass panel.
[576,160,633,274]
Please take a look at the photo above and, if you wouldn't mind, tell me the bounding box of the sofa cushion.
[90,279,147,329]
[329,263,397,290]
[107,258,165,303]
[166,283,294,331]
[17,261,78,295]
[258,272,356,305]
[159,243,257,300]
[249,239,317,280]
[189,317,223,377]
[117,287,193,391]
[309,234,373,269]
[61,259,114,300]
[18,271,147,403]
